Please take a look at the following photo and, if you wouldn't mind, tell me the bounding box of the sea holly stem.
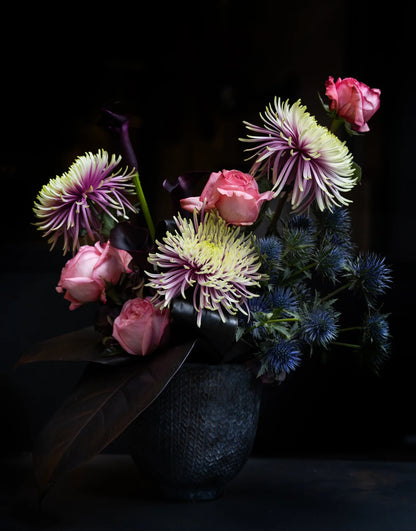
[248,317,300,339]
[338,325,366,333]
[249,317,300,330]
[321,281,353,302]
[332,341,362,349]
[283,262,315,282]
[133,172,156,241]
[267,317,300,324]
[332,325,367,349]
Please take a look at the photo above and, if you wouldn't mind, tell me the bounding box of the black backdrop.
[1,1,414,459]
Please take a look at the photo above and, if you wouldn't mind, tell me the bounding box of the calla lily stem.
[133,172,156,242]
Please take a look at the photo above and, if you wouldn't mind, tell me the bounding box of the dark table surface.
[2,453,416,530]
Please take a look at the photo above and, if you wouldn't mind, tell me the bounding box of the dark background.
[1,1,414,459]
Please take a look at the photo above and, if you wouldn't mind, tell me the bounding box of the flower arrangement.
[20,76,390,495]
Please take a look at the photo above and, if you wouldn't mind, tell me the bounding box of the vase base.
[158,484,224,502]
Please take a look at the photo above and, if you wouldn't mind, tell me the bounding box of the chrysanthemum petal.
[33,150,137,254]
[240,98,356,212]
[146,210,264,325]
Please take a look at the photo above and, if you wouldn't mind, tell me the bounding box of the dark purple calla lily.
[110,220,152,271]
[100,108,138,171]
[163,171,209,214]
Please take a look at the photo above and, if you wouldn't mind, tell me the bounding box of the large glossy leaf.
[33,339,196,493]
[16,327,132,366]
[171,299,239,361]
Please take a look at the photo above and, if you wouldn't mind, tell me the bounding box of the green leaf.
[317,91,331,114]
[32,339,196,494]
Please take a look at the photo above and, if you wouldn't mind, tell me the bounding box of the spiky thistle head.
[344,253,392,305]
[146,210,264,326]
[258,338,303,380]
[300,300,340,349]
[270,286,299,316]
[33,150,137,254]
[241,98,357,212]
[363,312,391,354]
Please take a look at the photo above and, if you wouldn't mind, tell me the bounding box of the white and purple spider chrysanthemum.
[146,210,263,327]
[33,150,137,254]
[241,98,357,212]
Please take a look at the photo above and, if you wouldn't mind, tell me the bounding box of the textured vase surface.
[128,362,262,501]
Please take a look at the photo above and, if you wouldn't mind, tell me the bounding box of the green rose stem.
[133,171,156,242]
[329,118,344,134]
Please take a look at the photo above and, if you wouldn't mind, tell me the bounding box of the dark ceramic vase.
[128,362,262,501]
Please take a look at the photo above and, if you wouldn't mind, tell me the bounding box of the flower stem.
[321,281,352,302]
[266,192,287,235]
[329,118,344,134]
[284,262,315,282]
[267,317,300,324]
[332,341,361,349]
[132,172,155,241]
[338,326,365,333]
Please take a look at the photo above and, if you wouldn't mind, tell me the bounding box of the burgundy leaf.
[33,340,196,493]
[110,220,152,271]
[171,299,238,360]
[110,220,150,253]
[16,327,116,366]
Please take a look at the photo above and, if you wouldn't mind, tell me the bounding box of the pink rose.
[180,169,274,225]
[325,76,381,132]
[112,297,170,356]
[56,241,132,310]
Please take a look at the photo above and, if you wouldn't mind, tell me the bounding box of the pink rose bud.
[325,76,381,133]
[112,297,170,356]
[180,169,274,225]
[56,241,132,310]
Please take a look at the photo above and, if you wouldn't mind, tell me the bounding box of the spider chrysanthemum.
[33,150,137,254]
[241,98,357,212]
[146,210,263,326]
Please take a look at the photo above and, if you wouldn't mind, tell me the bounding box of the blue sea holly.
[146,210,264,326]
[248,293,273,314]
[313,235,352,283]
[257,236,282,269]
[300,301,339,348]
[344,253,392,305]
[287,214,316,234]
[279,223,315,269]
[270,286,299,316]
[363,312,391,355]
[259,338,303,380]
[314,206,352,240]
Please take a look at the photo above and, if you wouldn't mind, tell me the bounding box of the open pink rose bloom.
[56,241,132,310]
[112,297,170,356]
[325,76,381,132]
[180,169,274,225]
